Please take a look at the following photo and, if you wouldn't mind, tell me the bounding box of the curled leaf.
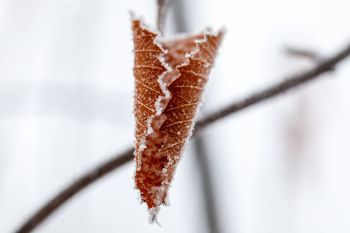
[132,18,224,220]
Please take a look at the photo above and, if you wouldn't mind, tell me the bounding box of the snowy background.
[1,0,350,232]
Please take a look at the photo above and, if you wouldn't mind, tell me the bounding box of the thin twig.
[157,0,172,34]
[285,46,323,62]
[15,42,350,233]
[285,46,335,71]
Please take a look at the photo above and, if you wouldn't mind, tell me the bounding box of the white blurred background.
[1,0,350,232]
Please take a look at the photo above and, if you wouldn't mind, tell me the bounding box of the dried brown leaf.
[132,18,224,218]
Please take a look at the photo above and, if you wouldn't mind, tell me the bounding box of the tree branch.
[285,46,322,62]
[284,46,335,71]
[15,42,350,233]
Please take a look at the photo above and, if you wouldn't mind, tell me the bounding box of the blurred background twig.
[157,0,173,34]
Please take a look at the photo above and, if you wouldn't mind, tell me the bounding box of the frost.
[136,192,143,204]
[139,141,146,151]
[164,193,171,206]
[148,207,161,226]
[155,55,172,116]
[146,118,154,135]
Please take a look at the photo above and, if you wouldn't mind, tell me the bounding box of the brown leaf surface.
[132,19,224,215]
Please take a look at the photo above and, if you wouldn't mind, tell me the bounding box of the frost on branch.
[132,18,224,220]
